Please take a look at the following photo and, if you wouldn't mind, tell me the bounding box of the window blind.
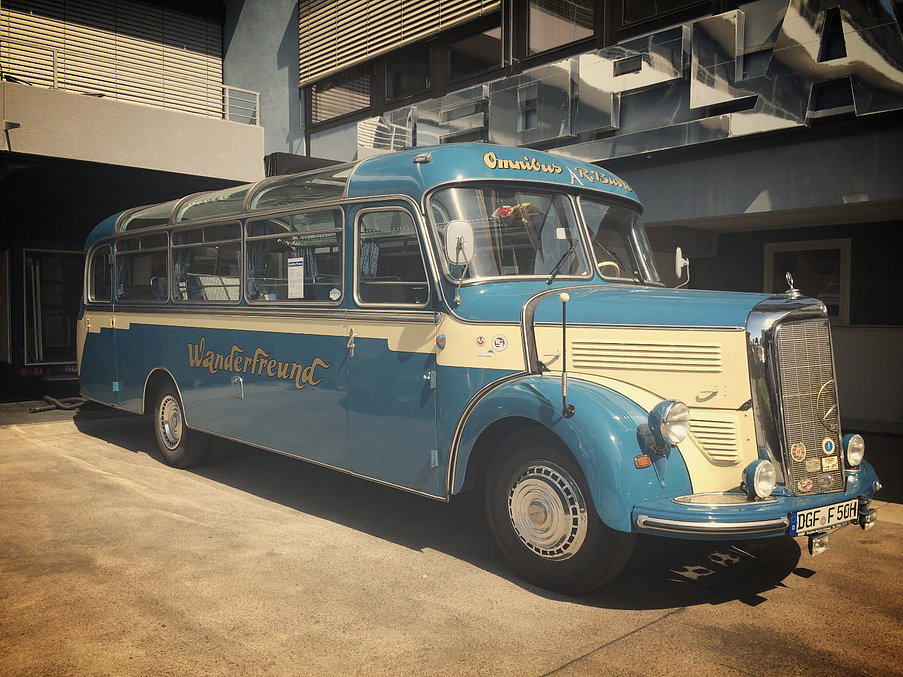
[299,0,501,87]
[0,0,223,118]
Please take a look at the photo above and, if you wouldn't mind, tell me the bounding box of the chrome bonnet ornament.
[785,272,801,299]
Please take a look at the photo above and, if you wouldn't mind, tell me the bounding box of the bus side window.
[115,234,168,302]
[88,245,112,303]
[172,223,241,302]
[246,210,343,303]
[356,209,428,306]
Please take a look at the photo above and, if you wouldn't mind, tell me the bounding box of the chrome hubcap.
[158,395,182,450]
[507,462,587,560]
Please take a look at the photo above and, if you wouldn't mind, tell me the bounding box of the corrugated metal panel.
[0,0,223,117]
[299,0,501,87]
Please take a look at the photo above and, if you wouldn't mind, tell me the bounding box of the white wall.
[2,82,264,182]
[223,0,304,157]
[833,326,903,434]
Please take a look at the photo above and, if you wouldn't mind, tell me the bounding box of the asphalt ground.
[2,401,901,676]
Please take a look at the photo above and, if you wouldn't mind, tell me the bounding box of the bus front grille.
[773,318,845,496]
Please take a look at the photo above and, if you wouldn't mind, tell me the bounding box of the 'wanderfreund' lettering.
[187,336,329,390]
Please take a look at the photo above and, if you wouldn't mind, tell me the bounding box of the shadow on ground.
[69,406,811,610]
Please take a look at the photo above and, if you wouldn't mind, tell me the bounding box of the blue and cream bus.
[77,143,881,594]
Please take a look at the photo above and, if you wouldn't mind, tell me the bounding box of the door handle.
[347,328,357,359]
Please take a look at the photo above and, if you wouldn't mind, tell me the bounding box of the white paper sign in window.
[288,257,305,298]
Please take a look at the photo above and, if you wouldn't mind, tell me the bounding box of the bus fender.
[451,374,693,532]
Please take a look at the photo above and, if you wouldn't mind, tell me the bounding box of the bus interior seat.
[150,277,166,300]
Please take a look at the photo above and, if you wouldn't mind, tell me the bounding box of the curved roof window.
[118,200,180,232]
[175,185,253,223]
[248,164,354,211]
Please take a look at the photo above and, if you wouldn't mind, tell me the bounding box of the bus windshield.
[580,197,662,285]
[430,186,592,282]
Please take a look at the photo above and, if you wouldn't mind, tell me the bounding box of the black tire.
[152,382,210,469]
[484,429,635,595]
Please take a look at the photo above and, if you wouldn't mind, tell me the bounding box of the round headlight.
[744,459,776,499]
[843,433,865,467]
[650,400,690,446]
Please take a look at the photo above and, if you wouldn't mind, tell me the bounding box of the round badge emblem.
[797,477,814,492]
[818,474,835,490]
[790,442,806,462]
[822,437,836,455]
[491,334,508,352]
[476,336,486,347]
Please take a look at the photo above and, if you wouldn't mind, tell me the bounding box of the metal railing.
[223,85,260,125]
[1,38,259,125]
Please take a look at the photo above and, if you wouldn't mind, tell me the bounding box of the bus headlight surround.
[648,400,690,450]
[743,459,776,499]
[842,433,865,467]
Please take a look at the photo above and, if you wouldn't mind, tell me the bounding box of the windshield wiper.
[595,242,642,284]
[546,239,580,285]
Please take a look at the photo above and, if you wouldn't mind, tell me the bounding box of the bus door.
[345,205,440,496]
[79,244,119,405]
[217,316,352,470]
[209,210,350,469]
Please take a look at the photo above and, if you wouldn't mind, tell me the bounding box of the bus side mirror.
[445,220,474,265]
[675,246,690,288]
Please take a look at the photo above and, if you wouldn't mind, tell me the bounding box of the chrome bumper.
[635,514,790,536]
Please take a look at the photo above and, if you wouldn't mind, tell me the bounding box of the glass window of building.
[311,65,372,124]
[765,240,850,324]
[528,0,595,55]
[386,43,432,101]
[622,0,704,25]
[449,17,503,82]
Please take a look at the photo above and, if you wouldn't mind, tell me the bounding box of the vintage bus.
[77,143,881,594]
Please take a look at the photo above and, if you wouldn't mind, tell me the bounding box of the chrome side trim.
[140,366,183,417]
[343,308,439,324]
[445,371,531,497]
[533,321,744,331]
[81,306,439,325]
[521,286,585,374]
[635,514,790,535]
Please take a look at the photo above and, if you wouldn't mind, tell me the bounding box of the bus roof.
[84,143,640,248]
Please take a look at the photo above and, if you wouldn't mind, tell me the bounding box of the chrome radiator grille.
[773,318,845,495]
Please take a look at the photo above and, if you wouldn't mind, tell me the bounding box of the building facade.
[0,0,264,391]
[1,0,900,432]
[261,0,902,432]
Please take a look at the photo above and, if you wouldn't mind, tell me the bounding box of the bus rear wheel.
[484,430,634,595]
[152,383,209,468]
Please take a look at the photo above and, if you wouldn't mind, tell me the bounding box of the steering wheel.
[597,261,620,277]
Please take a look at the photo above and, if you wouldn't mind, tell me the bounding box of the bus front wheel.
[152,383,209,468]
[484,430,634,595]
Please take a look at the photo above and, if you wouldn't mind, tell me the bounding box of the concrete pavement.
[2,402,901,675]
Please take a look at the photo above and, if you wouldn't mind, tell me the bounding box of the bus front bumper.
[632,461,881,539]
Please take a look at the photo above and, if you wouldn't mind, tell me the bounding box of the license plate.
[790,499,858,536]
